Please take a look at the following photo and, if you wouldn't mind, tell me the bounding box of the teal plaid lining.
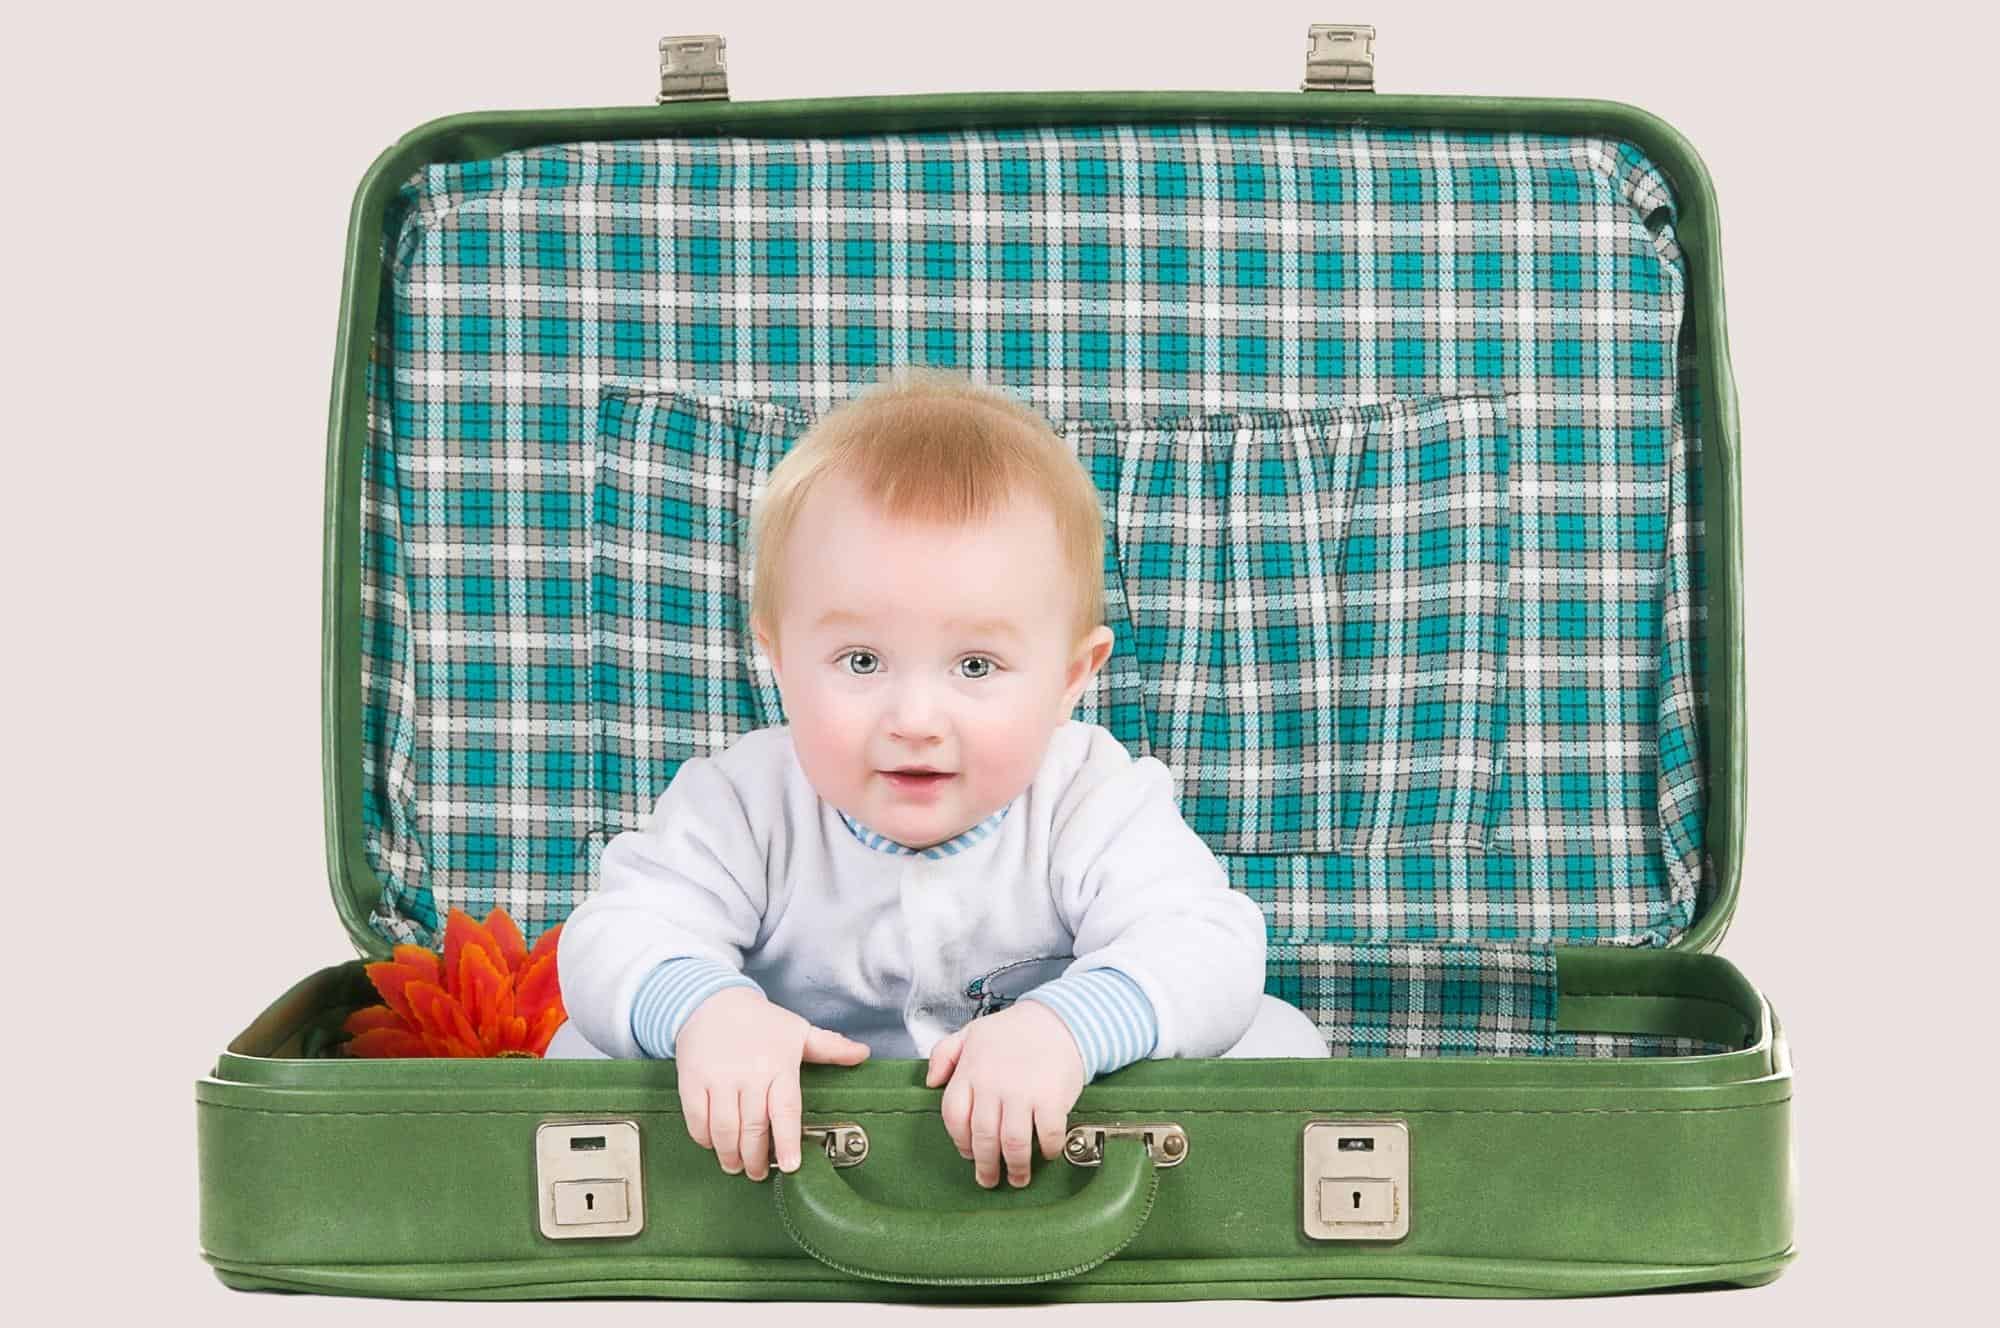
[592,390,807,833]
[357,123,1711,1056]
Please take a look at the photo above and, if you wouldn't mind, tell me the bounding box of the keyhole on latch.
[585,1192,595,1212]
[1351,1190,1361,1210]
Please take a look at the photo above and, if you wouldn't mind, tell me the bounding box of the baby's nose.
[888,682,947,735]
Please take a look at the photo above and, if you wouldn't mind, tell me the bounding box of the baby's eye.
[958,656,998,680]
[842,650,880,676]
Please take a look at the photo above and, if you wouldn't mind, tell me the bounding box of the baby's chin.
[859,777,1006,845]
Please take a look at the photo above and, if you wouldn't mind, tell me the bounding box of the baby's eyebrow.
[814,609,1021,640]
[951,617,1024,641]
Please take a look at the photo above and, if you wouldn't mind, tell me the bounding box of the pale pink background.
[8,0,1991,1320]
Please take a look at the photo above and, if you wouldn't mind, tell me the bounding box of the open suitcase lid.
[317,32,1744,1057]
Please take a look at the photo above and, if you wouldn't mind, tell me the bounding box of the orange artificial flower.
[343,907,566,1058]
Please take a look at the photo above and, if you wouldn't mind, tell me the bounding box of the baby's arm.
[1043,729,1268,1060]
[557,756,869,1181]
[928,731,1265,1187]
[926,966,1157,1188]
[557,755,771,1060]
[629,956,763,1055]
[1016,966,1159,1074]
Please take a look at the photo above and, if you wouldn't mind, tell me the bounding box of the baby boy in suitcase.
[550,366,1328,1190]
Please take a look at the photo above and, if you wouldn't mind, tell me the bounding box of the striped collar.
[837,801,1013,859]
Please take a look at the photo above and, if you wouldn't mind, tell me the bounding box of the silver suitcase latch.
[1302,1119,1410,1240]
[1302,23,1377,93]
[535,1119,645,1240]
[659,34,729,103]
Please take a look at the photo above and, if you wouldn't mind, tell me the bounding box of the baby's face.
[753,470,1112,850]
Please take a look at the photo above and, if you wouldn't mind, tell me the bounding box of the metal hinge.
[803,1122,870,1168]
[659,34,728,103]
[1301,23,1376,93]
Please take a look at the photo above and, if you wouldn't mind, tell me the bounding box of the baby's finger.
[739,1084,773,1182]
[801,1026,871,1065]
[1001,1099,1034,1188]
[710,1085,743,1175]
[940,1070,973,1158]
[1035,1098,1068,1162]
[770,1070,804,1174]
[924,1030,966,1088]
[970,1085,1002,1188]
[680,1077,713,1151]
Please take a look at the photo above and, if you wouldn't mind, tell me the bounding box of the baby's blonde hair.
[750,366,1106,653]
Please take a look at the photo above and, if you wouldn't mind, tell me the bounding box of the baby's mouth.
[881,768,956,785]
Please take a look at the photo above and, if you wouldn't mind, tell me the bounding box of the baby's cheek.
[973,727,1045,802]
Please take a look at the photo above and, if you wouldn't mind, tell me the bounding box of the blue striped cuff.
[1018,967,1160,1080]
[631,956,764,1059]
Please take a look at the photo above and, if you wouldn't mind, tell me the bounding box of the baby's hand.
[673,987,871,1181]
[925,1001,1087,1188]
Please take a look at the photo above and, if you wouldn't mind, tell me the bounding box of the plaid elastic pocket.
[589,390,810,835]
[1067,429,1153,757]
[1335,396,1512,852]
[1097,407,1371,855]
[1098,397,1511,856]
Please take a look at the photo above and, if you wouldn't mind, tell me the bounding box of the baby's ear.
[1080,624,1112,676]
[752,620,787,693]
[1067,626,1115,694]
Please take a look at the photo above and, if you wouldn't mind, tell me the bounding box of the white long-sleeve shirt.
[557,719,1268,1067]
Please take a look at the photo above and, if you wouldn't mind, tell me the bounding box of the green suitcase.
[196,26,1796,1300]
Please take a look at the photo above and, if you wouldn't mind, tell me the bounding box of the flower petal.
[441,909,507,1000]
[458,943,512,1050]
[390,944,442,983]
[364,956,435,1027]
[342,1004,410,1037]
[484,908,529,975]
[514,952,564,1026]
[403,981,455,1038]
[345,1028,430,1058]
[500,1014,530,1053]
[526,920,563,969]
[418,1029,462,1058]
[439,988,483,1054]
[526,1006,566,1057]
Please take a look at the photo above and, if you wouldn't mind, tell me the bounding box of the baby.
[552,366,1326,1190]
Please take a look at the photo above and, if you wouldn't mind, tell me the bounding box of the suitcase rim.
[207,945,1780,1091]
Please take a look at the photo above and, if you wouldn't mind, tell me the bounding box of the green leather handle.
[771,1138,1161,1285]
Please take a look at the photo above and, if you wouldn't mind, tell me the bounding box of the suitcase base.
[197,950,1794,1302]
